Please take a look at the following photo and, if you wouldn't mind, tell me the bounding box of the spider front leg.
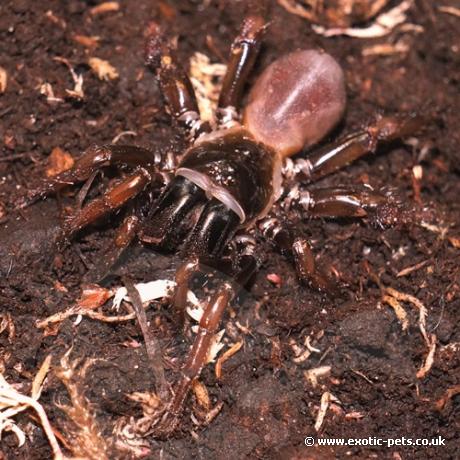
[155,253,258,436]
[291,114,425,181]
[217,10,267,124]
[16,144,161,209]
[145,23,209,138]
[61,166,160,242]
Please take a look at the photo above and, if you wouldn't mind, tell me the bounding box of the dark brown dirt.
[0,1,459,459]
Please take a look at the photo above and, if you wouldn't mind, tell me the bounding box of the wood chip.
[45,147,74,177]
[90,2,120,16]
[0,67,7,93]
[88,57,119,81]
[72,34,100,49]
[396,259,429,277]
[362,41,410,56]
[192,380,211,411]
[438,6,460,18]
[314,391,340,431]
[304,365,332,387]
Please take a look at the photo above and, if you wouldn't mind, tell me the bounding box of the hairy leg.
[61,167,156,240]
[145,22,209,138]
[17,144,160,208]
[289,114,424,181]
[155,253,258,436]
[292,185,389,218]
[217,10,266,124]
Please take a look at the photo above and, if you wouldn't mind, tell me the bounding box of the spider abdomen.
[176,127,281,224]
[244,49,346,158]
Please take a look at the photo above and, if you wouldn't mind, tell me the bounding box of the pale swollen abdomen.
[243,49,346,158]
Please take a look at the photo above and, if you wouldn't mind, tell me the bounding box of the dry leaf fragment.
[88,57,119,81]
[78,285,113,310]
[0,66,7,93]
[90,2,120,16]
[46,147,74,177]
[448,236,460,248]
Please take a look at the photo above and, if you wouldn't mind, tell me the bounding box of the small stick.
[123,277,169,401]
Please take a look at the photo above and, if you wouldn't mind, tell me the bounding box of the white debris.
[112,279,200,310]
[314,391,341,431]
[0,358,64,459]
[112,280,175,310]
[189,52,227,124]
[312,1,415,38]
[207,329,226,364]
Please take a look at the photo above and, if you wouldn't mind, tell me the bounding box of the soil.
[0,1,459,459]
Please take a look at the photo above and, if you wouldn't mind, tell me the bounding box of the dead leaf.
[46,147,74,177]
[78,285,113,310]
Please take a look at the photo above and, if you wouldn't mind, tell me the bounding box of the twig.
[416,334,436,379]
[438,6,460,18]
[123,277,168,401]
[396,259,429,277]
[215,340,243,379]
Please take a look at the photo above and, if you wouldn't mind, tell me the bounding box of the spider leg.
[156,253,258,436]
[61,167,156,241]
[145,23,209,138]
[84,189,156,282]
[16,144,161,208]
[217,10,267,124]
[292,114,425,181]
[260,216,337,292]
[294,185,388,217]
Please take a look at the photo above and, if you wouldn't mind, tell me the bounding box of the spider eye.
[243,49,346,157]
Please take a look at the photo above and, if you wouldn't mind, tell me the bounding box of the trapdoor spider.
[18,11,423,435]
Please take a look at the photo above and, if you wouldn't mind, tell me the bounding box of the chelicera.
[18,11,423,435]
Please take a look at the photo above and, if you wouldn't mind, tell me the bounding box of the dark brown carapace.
[16,9,423,436]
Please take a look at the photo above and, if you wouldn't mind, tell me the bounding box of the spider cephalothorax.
[17,9,423,435]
